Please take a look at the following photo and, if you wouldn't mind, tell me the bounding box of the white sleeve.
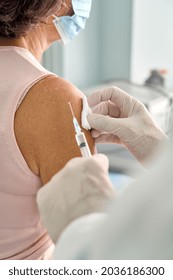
[54,141,173,260]
[87,141,173,259]
[53,213,107,260]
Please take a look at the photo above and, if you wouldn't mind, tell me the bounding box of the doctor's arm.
[36,153,115,243]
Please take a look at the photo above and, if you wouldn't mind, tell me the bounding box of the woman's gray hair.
[0,0,66,38]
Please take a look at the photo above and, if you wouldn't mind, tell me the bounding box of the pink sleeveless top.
[0,46,54,259]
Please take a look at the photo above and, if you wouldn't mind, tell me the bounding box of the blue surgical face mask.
[53,0,92,45]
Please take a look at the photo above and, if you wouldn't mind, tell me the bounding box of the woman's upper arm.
[14,76,96,184]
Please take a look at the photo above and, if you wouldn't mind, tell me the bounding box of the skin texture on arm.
[14,75,96,184]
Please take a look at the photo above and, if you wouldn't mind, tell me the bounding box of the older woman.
[0,0,95,259]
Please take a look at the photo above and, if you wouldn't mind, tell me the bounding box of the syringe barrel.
[75,132,91,157]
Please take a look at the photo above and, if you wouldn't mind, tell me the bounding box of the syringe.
[68,102,91,157]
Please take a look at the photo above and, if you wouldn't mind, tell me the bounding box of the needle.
[67,101,91,157]
[68,102,75,118]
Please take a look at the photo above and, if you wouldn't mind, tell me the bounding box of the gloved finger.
[91,129,120,143]
[87,113,122,134]
[87,86,132,109]
[91,153,109,172]
[91,101,120,118]
[91,129,101,138]
[64,152,109,174]
[90,101,109,115]
[69,153,110,176]
[94,134,121,144]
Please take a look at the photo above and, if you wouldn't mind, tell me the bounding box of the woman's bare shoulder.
[36,75,82,101]
[30,75,83,107]
[14,75,96,184]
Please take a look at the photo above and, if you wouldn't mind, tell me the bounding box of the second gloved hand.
[36,154,115,243]
[87,86,167,165]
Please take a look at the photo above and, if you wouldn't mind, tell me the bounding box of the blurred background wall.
[131,0,173,88]
[42,0,133,89]
[42,0,173,89]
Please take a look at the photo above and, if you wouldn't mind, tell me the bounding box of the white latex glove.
[87,86,167,165]
[36,154,115,243]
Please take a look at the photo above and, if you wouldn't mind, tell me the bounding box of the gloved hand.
[87,86,167,165]
[36,154,115,243]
